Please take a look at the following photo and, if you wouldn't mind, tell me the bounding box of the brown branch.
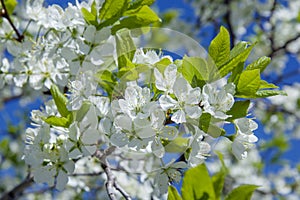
[0,0,24,42]
[268,33,300,58]
[0,175,34,200]
[69,172,104,177]
[224,0,236,48]
[94,146,132,200]
[268,0,277,52]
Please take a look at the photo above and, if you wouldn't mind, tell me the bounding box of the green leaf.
[128,0,155,10]
[50,85,70,118]
[75,102,91,122]
[81,1,98,26]
[235,69,261,98]
[91,0,97,17]
[168,186,182,200]
[181,56,209,83]
[44,115,71,128]
[96,70,118,98]
[216,45,254,80]
[246,56,271,72]
[199,113,225,138]
[225,184,259,200]
[115,29,136,70]
[165,137,189,153]
[111,6,160,34]
[228,62,244,85]
[209,26,230,68]
[2,0,17,15]
[181,164,216,200]
[226,100,250,122]
[215,151,228,173]
[255,90,287,98]
[99,0,127,21]
[212,171,226,199]
[230,41,249,59]
[259,80,278,89]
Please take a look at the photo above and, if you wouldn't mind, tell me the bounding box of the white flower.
[32,146,75,190]
[154,64,177,94]
[66,122,100,158]
[232,118,258,159]
[159,77,202,123]
[132,48,172,65]
[187,128,211,167]
[149,108,178,158]
[154,161,186,195]
[67,72,97,110]
[117,85,154,119]
[234,118,258,135]
[202,84,235,119]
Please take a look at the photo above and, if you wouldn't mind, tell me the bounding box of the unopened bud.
[0,9,5,17]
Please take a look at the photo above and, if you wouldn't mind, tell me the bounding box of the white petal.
[185,105,202,119]
[186,87,201,104]
[114,115,132,131]
[82,128,100,144]
[82,145,97,156]
[173,77,189,101]
[154,68,166,91]
[159,95,177,110]
[232,140,247,160]
[150,108,165,129]
[110,133,129,147]
[154,172,169,195]
[171,110,186,124]
[151,139,165,158]
[56,170,68,191]
[160,126,178,140]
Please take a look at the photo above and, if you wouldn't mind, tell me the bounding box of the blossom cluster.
[0,0,265,198]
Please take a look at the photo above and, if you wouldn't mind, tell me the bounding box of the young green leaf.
[259,80,278,89]
[246,56,271,72]
[235,69,261,98]
[99,0,127,21]
[226,100,250,122]
[81,7,98,26]
[182,56,209,82]
[255,90,287,98]
[115,29,136,69]
[212,171,226,199]
[164,137,189,153]
[209,26,230,68]
[2,0,17,15]
[50,84,70,118]
[111,6,160,34]
[168,186,182,200]
[181,164,216,200]
[215,45,254,80]
[44,115,71,128]
[74,102,91,122]
[230,41,249,59]
[224,184,259,200]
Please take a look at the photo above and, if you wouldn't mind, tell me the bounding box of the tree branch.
[0,175,34,200]
[94,147,132,200]
[0,0,24,42]
[224,0,236,48]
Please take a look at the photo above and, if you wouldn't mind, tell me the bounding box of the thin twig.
[0,0,24,42]
[0,175,34,200]
[268,0,277,52]
[69,172,104,177]
[268,33,300,58]
[224,0,236,48]
[94,147,132,200]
